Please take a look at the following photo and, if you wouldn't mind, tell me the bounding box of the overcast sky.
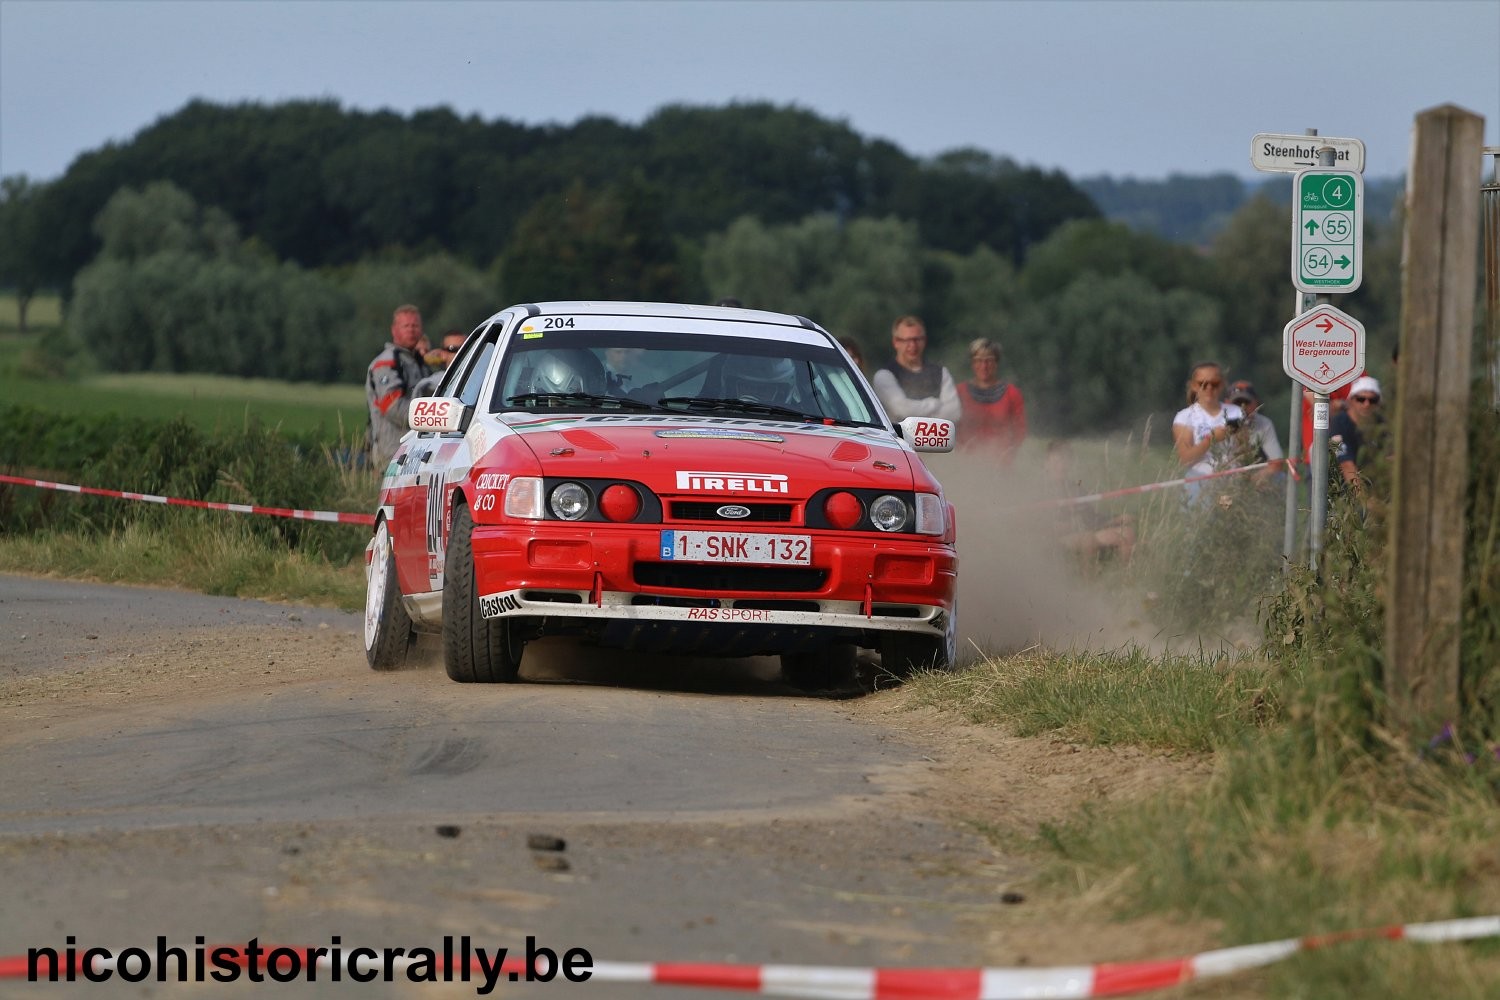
[2,0,1496,184]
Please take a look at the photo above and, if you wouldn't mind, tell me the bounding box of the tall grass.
[910,393,1500,998]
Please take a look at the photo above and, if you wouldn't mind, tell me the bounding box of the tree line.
[0,99,1405,434]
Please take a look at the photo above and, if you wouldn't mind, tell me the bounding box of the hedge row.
[0,404,374,561]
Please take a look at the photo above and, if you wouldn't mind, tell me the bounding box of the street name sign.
[1283,304,1366,393]
[1292,169,1363,293]
[1250,133,1366,173]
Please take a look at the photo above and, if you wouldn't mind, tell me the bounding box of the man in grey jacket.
[870,315,962,425]
[366,304,431,467]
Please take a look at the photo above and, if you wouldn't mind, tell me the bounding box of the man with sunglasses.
[1329,375,1384,492]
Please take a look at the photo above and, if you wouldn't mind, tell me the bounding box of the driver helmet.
[529,350,599,395]
[723,355,797,404]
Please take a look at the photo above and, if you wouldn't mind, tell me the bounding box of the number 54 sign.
[1293,169,1363,293]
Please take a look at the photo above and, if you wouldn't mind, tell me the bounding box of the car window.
[451,341,495,408]
[490,328,883,426]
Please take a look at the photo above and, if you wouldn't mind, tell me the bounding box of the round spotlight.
[823,491,863,530]
[869,494,909,532]
[549,482,592,520]
[598,483,642,522]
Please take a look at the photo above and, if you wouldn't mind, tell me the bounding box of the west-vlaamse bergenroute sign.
[1283,304,1366,393]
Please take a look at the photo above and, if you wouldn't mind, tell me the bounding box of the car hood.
[493,413,923,497]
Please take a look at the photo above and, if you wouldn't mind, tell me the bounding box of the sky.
[1,0,1496,184]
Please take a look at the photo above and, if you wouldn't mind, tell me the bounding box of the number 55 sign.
[1293,169,1363,293]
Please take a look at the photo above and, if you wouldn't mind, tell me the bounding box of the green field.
[0,370,366,440]
[0,294,365,440]
[0,370,367,440]
[0,292,62,332]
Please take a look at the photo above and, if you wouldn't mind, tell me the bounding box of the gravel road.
[2,574,1076,999]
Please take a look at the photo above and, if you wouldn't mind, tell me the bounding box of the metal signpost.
[1252,130,1365,572]
[1283,304,1366,567]
[1293,169,1364,294]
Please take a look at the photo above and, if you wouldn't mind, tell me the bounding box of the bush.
[1263,390,1500,759]
[0,403,375,563]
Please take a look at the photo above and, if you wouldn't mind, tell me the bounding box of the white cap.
[1347,375,1382,399]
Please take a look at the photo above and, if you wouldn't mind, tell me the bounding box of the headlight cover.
[914,493,946,536]
[549,482,592,520]
[503,477,545,519]
[869,494,909,532]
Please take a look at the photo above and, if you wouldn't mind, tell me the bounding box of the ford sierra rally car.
[364,301,958,688]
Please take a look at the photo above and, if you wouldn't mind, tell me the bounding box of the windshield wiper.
[507,391,658,411]
[657,396,853,426]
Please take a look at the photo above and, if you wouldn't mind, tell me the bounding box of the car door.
[396,331,500,595]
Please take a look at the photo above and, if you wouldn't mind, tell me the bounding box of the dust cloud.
[922,450,1159,661]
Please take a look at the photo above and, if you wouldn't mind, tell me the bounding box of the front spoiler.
[402,587,949,655]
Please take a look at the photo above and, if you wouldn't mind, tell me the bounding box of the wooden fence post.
[1386,104,1485,737]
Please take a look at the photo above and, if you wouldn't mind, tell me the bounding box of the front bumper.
[454,523,956,655]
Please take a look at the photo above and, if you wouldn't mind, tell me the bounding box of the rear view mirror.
[898,416,955,452]
[408,397,469,434]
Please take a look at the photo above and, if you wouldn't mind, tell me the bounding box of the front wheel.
[881,598,958,677]
[442,504,523,683]
[365,520,415,671]
[781,643,857,691]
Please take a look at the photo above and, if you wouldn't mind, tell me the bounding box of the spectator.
[1329,375,1385,494]
[836,336,866,375]
[870,315,962,425]
[1226,379,1285,483]
[1172,361,1246,502]
[366,304,432,466]
[1045,440,1135,570]
[1300,378,1361,464]
[956,337,1026,464]
[424,329,467,371]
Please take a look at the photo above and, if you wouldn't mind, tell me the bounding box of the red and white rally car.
[364,301,958,688]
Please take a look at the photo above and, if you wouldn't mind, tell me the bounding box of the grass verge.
[0,520,365,611]
[900,646,1500,998]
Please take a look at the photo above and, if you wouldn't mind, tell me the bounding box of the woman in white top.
[1172,361,1245,500]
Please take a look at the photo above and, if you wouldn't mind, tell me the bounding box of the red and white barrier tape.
[0,474,374,526]
[1048,458,1297,509]
[3,915,1496,995]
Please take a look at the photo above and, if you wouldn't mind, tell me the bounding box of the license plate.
[659,530,811,565]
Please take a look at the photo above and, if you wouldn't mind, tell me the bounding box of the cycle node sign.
[1283,304,1366,393]
[1293,169,1363,293]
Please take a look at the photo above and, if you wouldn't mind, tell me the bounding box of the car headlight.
[914,493,946,536]
[549,482,592,520]
[504,477,545,519]
[869,494,909,532]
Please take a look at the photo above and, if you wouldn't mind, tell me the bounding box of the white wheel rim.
[364,522,390,650]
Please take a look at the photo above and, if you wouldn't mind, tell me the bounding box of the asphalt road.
[0,575,1018,998]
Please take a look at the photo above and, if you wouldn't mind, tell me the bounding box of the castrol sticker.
[408,397,465,433]
[900,416,954,452]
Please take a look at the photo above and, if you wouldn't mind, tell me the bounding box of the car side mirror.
[898,416,955,452]
[408,396,470,434]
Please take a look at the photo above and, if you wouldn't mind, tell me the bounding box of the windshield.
[492,328,883,426]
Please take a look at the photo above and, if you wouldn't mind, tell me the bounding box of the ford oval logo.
[717,504,752,519]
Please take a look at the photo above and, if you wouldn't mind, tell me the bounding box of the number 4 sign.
[1293,169,1363,293]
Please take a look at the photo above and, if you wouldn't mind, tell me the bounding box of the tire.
[442,504,522,683]
[881,596,958,677]
[364,519,415,671]
[781,643,858,691]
